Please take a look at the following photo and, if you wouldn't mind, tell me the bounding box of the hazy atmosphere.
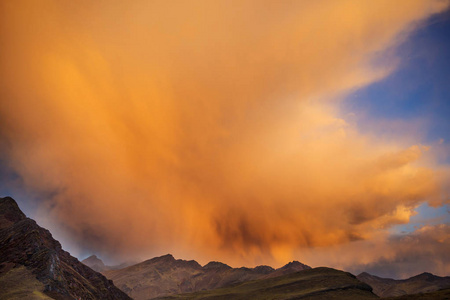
[1,0,449,279]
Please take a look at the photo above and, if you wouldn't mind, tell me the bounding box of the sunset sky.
[1,0,449,279]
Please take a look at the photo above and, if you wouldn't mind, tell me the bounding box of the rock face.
[0,196,131,300]
[105,253,311,300]
[357,271,450,298]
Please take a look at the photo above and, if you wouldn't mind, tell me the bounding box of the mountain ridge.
[103,254,312,299]
[357,271,450,297]
[0,196,131,300]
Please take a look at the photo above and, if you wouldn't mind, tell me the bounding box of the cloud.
[296,224,450,278]
[367,224,450,278]
[357,224,450,278]
[0,0,449,268]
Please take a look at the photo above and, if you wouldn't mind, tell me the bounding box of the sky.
[1,0,449,279]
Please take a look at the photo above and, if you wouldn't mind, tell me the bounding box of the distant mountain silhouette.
[357,271,450,298]
[0,196,131,300]
[81,255,108,272]
[82,254,136,274]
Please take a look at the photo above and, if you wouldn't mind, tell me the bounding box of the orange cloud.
[0,0,449,268]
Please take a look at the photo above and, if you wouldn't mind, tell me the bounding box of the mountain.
[154,267,378,300]
[0,196,131,300]
[82,255,137,274]
[104,254,311,299]
[82,255,108,272]
[357,271,450,298]
[3,194,447,300]
[264,260,310,278]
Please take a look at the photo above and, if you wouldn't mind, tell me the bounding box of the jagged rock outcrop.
[0,196,131,300]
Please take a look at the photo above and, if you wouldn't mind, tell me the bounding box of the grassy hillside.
[0,264,53,300]
[384,288,450,300]
[154,267,378,300]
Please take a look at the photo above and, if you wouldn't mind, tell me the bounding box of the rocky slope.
[104,254,310,299]
[0,196,131,300]
[357,271,450,298]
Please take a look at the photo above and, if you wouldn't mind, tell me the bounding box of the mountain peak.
[147,254,175,263]
[357,272,378,279]
[161,253,175,260]
[83,254,102,262]
[280,260,311,270]
[0,196,26,229]
[411,272,436,280]
[203,261,232,270]
[82,254,107,272]
[260,260,311,279]
[253,265,275,274]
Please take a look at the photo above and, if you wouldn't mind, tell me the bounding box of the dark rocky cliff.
[0,196,132,300]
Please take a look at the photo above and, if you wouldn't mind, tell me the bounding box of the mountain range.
[87,253,450,300]
[101,254,310,299]
[1,195,450,300]
[357,271,450,298]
